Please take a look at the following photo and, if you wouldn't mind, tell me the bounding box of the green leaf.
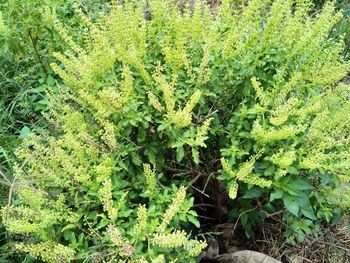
[192,147,200,164]
[282,178,312,198]
[63,230,74,241]
[46,75,55,86]
[291,178,312,191]
[178,213,187,221]
[78,233,85,245]
[96,219,109,229]
[296,193,311,209]
[176,146,185,162]
[240,213,248,226]
[131,155,142,166]
[296,232,305,243]
[301,208,317,220]
[187,214,200,228]
[283,195,299,216]
[287,166,299,175]
[19,126,31,140]
[270,189,283,201]
[242,187,263,199]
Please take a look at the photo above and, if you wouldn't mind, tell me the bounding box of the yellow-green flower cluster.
[151,66,202,128]
[107,225,135,257]
[221,155,271,199]
[227,181,239,200]
[18,188,44,210]
[2,206,57,234]
[152,254,165,263]
[171,111,193,128]
[252,120,304,145]
[194,118,213,147]
[197,43,212,84]
[143,164,157,197]
[169,90,202,128]
[15,241,75,263]
[271,149,296,169]
[153,65,175,113]
[0,11,7,35]
[100,121,117,150]
[53,20,84,55]
[325,186,350,209]
[52,11,140,152]
[185,240,207,257]
[183,90,202,115]
[99,179,118,220]
[222,0,265,58]
[152,230,188,248]
[295,99,323,121]
[107,224,124,247]
[120,65,134,103]
[135,204,148,239]
[159,186,186,231]
[148,91,164,112]
[95,156,114,183]
[251,77,270,108]
[269,97,299,126]
[300,85,350,178]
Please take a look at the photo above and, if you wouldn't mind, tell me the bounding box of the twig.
[201,172,215,193]
[232,206,258,237]
[191,185,210,198]
[187,172,202,188]
[197,215,216,220]
[28,28,48,74]
[196,110,219,124]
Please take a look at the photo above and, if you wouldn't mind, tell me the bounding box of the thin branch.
[187,172,202,189]
[196,110,219,124]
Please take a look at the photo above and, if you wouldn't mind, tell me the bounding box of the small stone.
[215,250,282,263]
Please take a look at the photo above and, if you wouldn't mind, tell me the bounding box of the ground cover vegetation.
[0,0,349,262]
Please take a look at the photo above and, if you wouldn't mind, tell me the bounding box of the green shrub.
[1,0,350,261]
[0,0,110,140]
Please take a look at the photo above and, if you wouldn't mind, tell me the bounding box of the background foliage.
[0,0,349,262]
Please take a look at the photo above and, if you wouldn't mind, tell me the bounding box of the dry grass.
[244,219,350,263]
[203,215,350,262]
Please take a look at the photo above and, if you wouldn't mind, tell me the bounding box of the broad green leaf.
[283,195,299,216]
[19,126,30,140]
[270,189,284,201]
[242,187,263,199]
[301,208,317,220]
[176,146,185,162]
[187,214,200,228]
[240,213,248,226]
[290,178,312,191]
